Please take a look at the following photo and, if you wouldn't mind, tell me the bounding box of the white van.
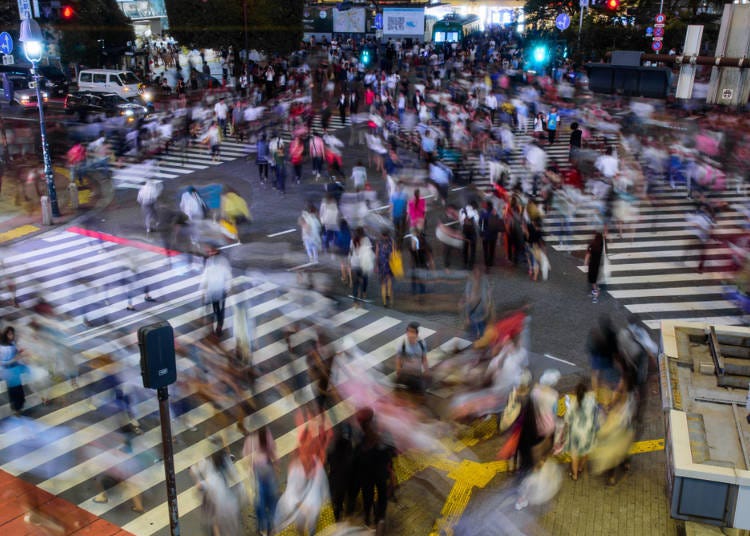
[77,69,141,99]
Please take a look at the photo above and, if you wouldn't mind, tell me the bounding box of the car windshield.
[119,72,140,85]
[7,75,32,90]
[101,95,128,107]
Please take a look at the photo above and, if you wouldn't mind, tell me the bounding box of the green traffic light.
[533,46,547,64]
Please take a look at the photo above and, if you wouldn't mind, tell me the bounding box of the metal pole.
[30,63,60,217]
[578,2,586,54]
[243,0,249,72]
[157,386,180,536]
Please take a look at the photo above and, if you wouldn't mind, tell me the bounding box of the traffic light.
[360,48,371,67]
[61,5,75,20]
[606,0,620,10]
[533,45,548,64]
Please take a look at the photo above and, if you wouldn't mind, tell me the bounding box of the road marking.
[0,224,39,244]
[267,228,296,238]
[543,353,577,367]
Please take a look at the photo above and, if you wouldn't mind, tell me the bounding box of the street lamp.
[19,17,60,218]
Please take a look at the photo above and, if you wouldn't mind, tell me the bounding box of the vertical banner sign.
[17,0,32,19]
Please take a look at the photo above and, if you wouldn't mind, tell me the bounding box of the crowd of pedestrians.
[5,20,750,536]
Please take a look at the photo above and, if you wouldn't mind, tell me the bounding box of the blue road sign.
[555,13,571,31]
[0,32,13,56]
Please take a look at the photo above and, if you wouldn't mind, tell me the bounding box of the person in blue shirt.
[420,129,436,161]
[547,106,560,145]
[255,134,270,183]
[390,182,408,248]
[1,326,27,415]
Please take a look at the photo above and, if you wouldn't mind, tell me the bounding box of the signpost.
[652,13,666,55]
[0,32,13,56]
[555,13,571,31]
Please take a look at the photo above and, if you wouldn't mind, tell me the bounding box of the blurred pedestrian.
[564,380,598,481]
[407,188,426,232]
[243,426,279,536]
[299,204,322,264]
[256,134,270,184]
[200,247,232,336]
[350,227,374,306]
[396,321,428,394]
[584,231,606,303]
[136,179,163,234]
[375,230,395,307]
[1,326,27,415]
[353,408,393,530]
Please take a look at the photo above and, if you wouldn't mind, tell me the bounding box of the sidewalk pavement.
[0,469,133,535]
[0,162,110,246]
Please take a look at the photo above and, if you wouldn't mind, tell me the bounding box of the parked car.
[64,91,149,122]
[77,69,141,99]
[0,65,48,109]
[37,65,70,98]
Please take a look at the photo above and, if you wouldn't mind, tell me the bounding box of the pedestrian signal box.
[138,321,177,389]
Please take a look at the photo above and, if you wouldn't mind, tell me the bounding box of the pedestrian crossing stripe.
[0,232,470,534]
[542,181,748,328]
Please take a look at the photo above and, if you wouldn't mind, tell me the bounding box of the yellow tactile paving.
[0,224,39,243]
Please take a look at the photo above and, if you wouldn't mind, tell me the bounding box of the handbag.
[499,387,522,433]
[389,245,405,279]
[597,240,611,285]
[497,420,522,460]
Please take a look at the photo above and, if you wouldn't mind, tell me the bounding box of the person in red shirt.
[289,136,305,185]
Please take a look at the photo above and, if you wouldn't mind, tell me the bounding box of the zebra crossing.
[436,120,619,191]
[543,183,748,330]
[0,229,468,535]
[111,113,350,191]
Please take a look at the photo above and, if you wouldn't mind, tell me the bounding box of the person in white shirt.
[214,98,228,137]
[200,248,232,336]
[137,179,163,233]
[595,146,619,179]
[350,161,368,191]
[485,92,498,123]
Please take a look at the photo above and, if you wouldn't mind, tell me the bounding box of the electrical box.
[138,321,177,389]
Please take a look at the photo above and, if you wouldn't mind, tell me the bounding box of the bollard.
[68,182,79,209]
[40,195,53,225]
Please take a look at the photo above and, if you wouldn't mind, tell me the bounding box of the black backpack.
[487,213,505,234]
[461,209,476,238]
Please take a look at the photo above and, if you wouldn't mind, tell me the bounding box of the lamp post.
[20,17,60,218]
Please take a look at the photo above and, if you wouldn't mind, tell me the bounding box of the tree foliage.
[165,0,303,54]
[522,0,722,61]
[56,0,135,65]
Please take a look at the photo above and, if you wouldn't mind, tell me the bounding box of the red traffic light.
[606,0,620,9]
[61,5,74,19]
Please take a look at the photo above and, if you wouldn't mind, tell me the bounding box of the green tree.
[165,0,303,54]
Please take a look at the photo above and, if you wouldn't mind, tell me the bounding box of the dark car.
[64,91,148,122]
[37,65,70,98]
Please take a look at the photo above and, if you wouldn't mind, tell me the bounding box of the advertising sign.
[303,8,334,33]
[333,7,366,34]
[383,8,425,36]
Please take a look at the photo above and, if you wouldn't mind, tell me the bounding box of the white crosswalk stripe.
[0,230,469,533]
[544,183,748,329]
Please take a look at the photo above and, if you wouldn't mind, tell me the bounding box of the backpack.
[461,209,476,238]
[401,339,426,357]
[487,213,505,234]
